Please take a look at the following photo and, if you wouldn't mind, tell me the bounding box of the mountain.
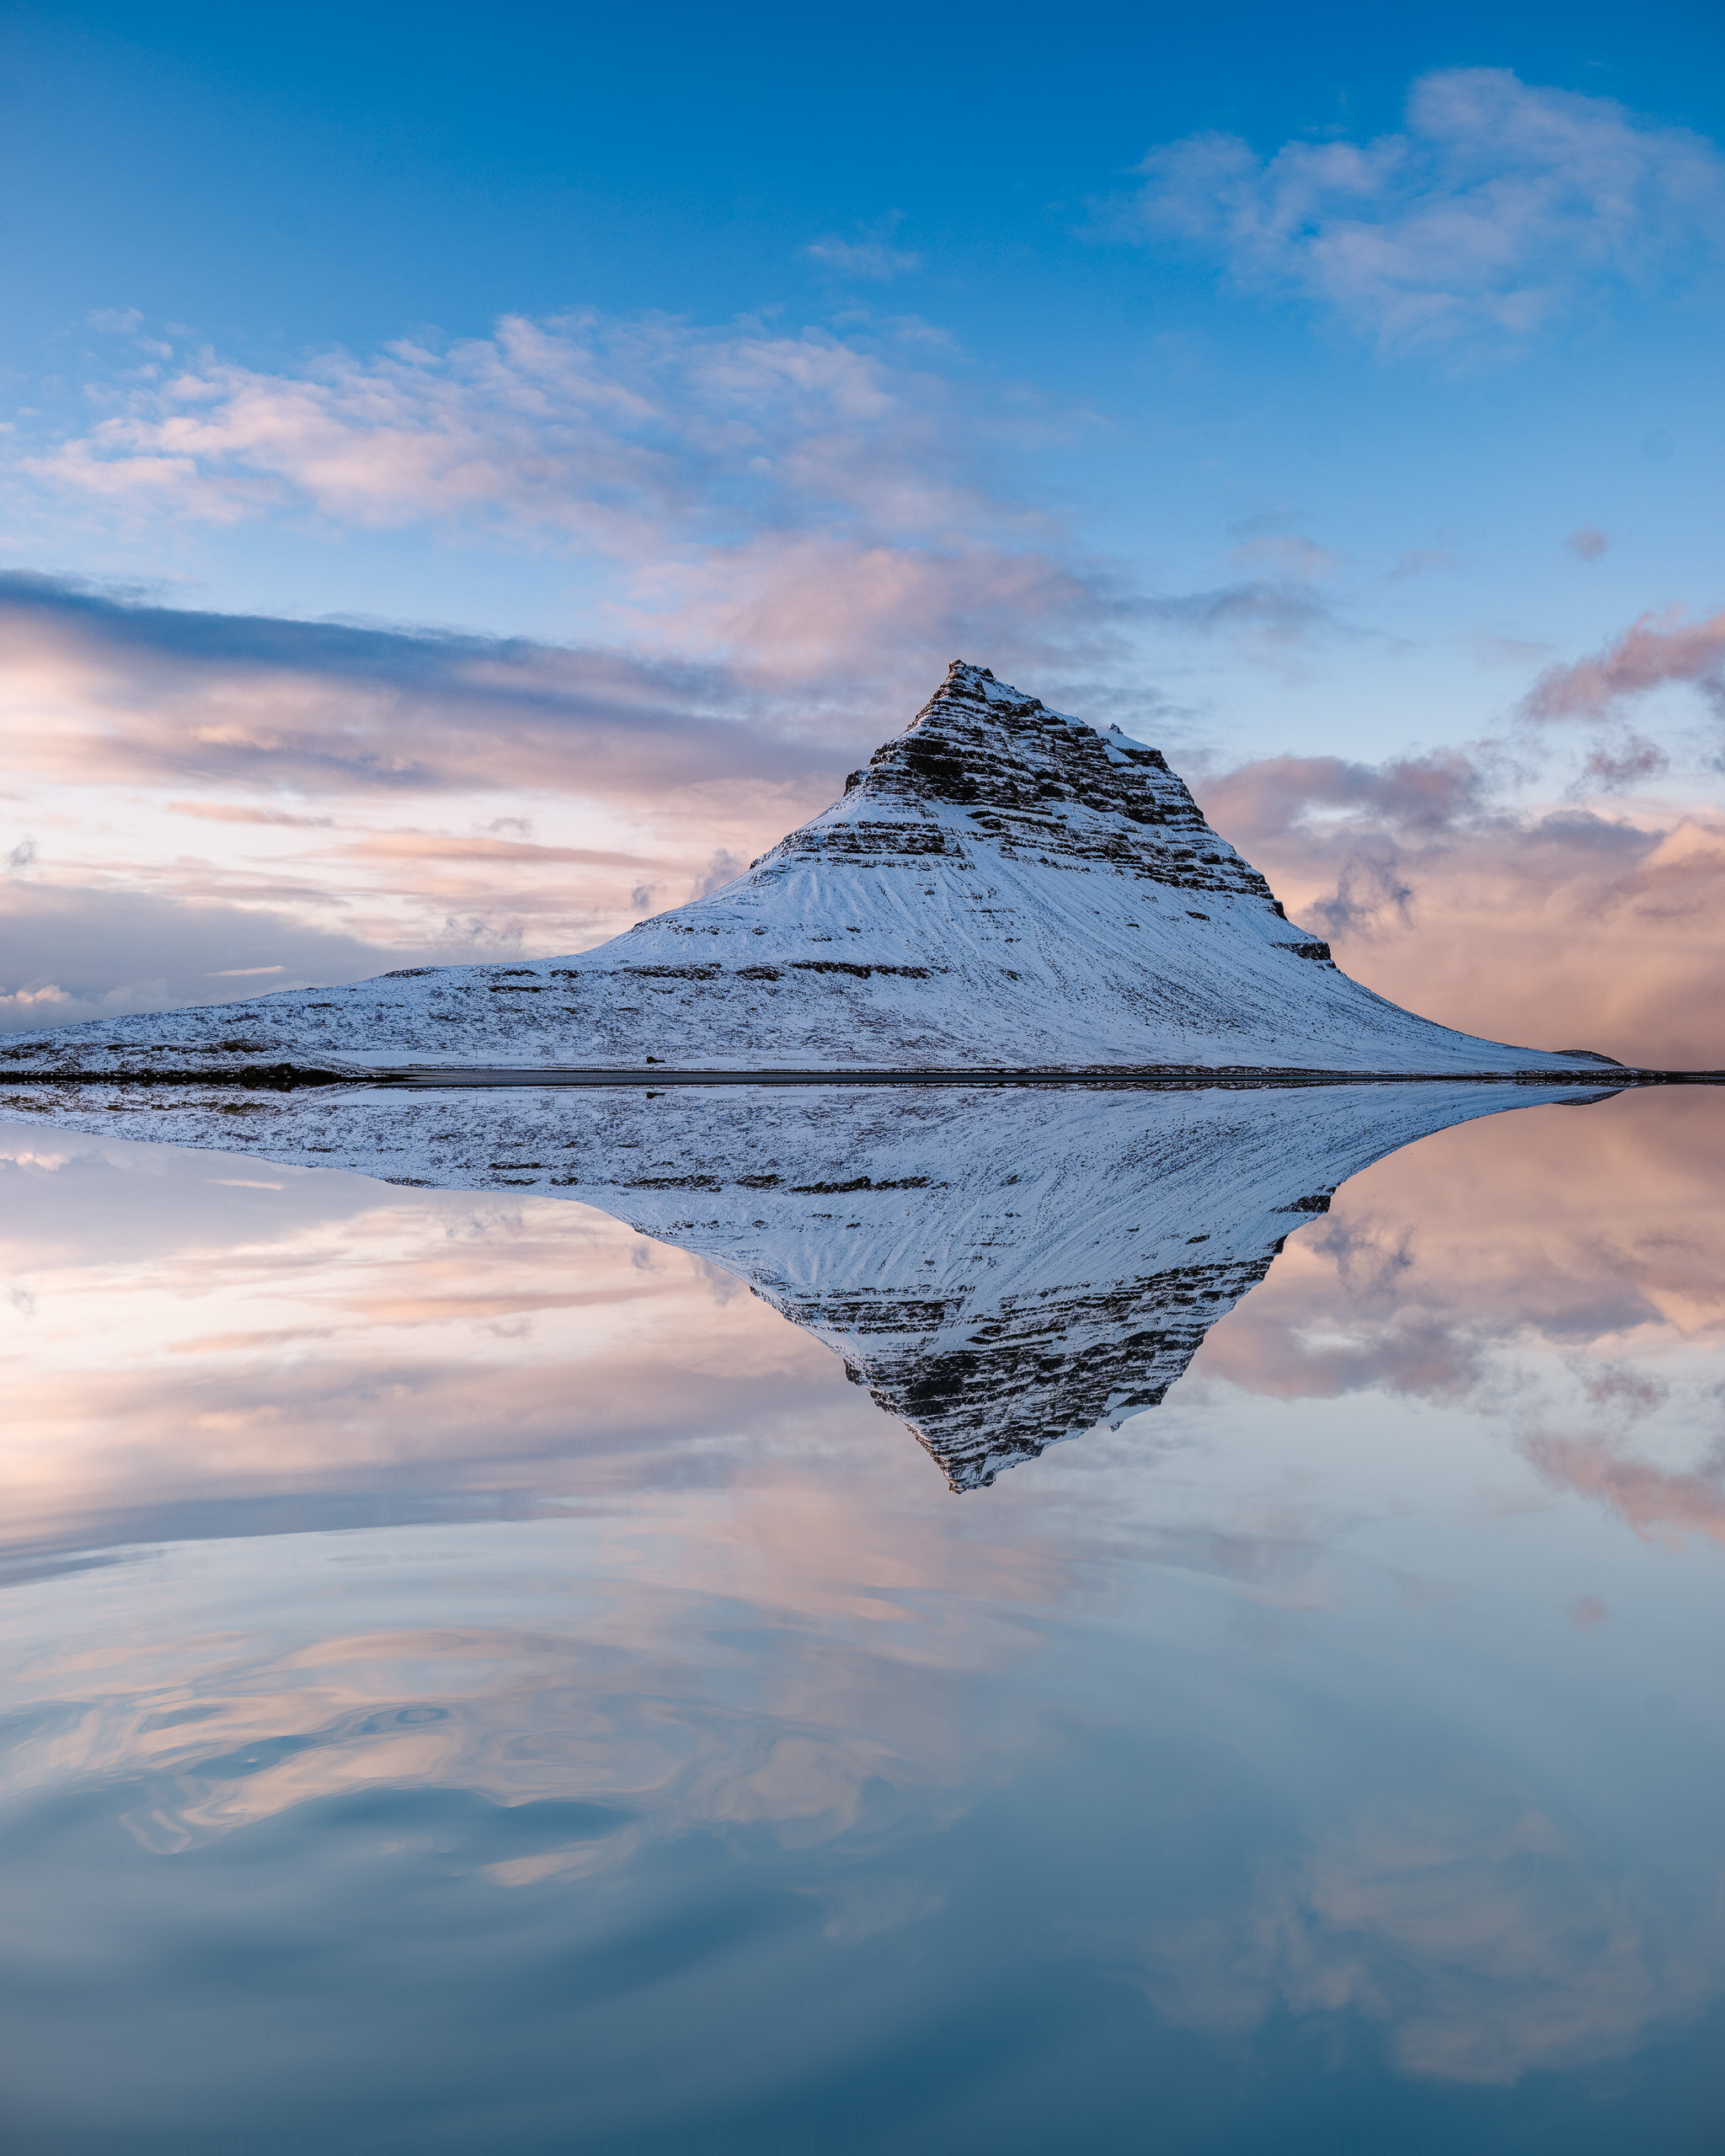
[3,661,1623,1081]
[1,1071,1622,1486]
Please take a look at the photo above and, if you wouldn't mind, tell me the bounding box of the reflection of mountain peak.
[820,1251,1275,1490]
[604,1079,1613,1488]
[12,1075,1622,1488]
[6,663,1617,1081]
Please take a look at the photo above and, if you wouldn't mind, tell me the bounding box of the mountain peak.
[3,664,1619,1081]
[777,663,1274,899]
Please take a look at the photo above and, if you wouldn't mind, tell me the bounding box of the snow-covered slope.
[3,660,1624,1079]
[2,1072,1622,1486]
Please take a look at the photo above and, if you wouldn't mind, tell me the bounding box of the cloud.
[0,880,415,1032]
[1566,526,1610,563]
[626,531,1124,682]
[1140,578,1343,652]
[13,307,1135,704]
[0,570,850,799]
[1206,746,1489,837]
[804,226,924,281]
[1387,545,1461,582]
[171,803,336,828]
[1199,749,1725,1067]
[1229,533,1343,581]
[26,309,991,565]
[1577,733,1669,792]
[1103,68,1725,359]
[0,564,1141,1005]
[1521,604,1725,722]
[0,565,1146,1009]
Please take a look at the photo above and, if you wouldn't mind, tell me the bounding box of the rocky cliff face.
[0,1072,1621,1486]
[772,661,1275,897]
[3,661,1621,1079]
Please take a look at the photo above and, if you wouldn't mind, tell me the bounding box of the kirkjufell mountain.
[4,660,1621,1081]
[0,1071,1623,1489]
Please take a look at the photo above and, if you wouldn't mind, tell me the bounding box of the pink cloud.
[1200,748,1725,1068]
[19,309,1137,706]
[1522,605,1725,720]
[25,311,1012,573]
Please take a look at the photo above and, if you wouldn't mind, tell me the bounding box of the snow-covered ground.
[3,664,1626,1081]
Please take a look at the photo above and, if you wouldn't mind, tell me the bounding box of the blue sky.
[2,1,1723,1056]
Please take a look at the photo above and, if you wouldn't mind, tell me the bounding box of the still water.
[2,1086,1722,2152]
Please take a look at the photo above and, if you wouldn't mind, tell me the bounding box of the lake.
[2,1082,1722,2152]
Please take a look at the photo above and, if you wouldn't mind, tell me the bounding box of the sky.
[2,0,1723,1059]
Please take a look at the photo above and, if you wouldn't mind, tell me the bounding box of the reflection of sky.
[2,1093,1724,2150]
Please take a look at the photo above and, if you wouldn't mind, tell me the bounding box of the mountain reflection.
[543,1081,1626,1488]
[7,1076,1622,1492]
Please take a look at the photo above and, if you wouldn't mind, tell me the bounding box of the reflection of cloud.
[0,1145,831,1540]
[1523,1433,1725,1546]
[1136,1781,1717,2082]
[1103,69,1725,361]
[17,1076,1578,1491]
[1199,1087,1725,1541]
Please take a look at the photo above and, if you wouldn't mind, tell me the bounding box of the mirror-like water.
[2,1086,1722,2152]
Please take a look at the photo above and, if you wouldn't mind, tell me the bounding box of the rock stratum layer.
[3,1073,1622,1486]
[5,662,1621,1080]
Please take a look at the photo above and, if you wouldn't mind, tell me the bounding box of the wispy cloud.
[804,216,923,281]
[1140,578,1343,651]
[25,309,978,556]
[1521,604,1725,721]
[15,308,1134,696]
[1101,68,1725,360]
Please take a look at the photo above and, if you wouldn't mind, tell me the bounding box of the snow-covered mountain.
[1,1072,1622,1486]
[3,661,1623,1080]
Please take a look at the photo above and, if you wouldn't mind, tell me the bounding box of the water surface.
[2,1086,1722,2152]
